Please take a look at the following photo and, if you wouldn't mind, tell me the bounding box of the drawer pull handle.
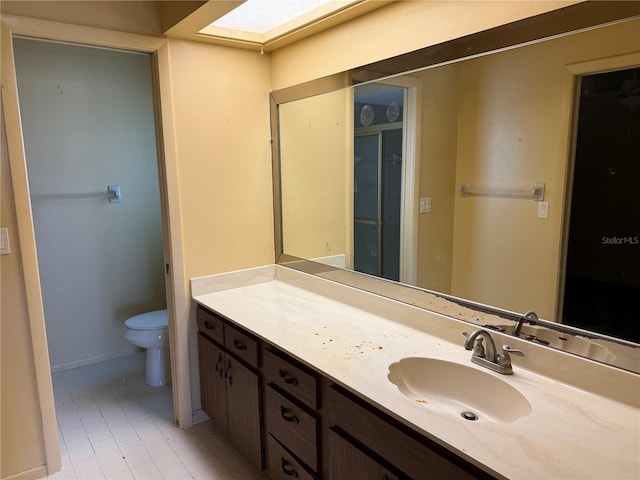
[279,369,298,385]
[232,339,247,350]
[280,406,299,423]
[281,458,299,478]
[215,353,224,378]
[203,320,215,330]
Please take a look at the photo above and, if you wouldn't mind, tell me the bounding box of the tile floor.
[41,352,269,480]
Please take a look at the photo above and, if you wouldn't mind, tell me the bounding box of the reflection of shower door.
[354,129,402,281]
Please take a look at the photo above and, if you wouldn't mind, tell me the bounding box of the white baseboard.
[192,408,210,425]
[50,347,140,373]
[1,464,48,480]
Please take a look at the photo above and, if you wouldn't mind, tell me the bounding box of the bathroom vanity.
[192,265,639,480]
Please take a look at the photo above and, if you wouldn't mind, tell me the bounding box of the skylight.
[211,0,333,34]
[197,0,372,50]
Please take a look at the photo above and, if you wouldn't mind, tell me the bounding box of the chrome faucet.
[513,310,538,337]
[463,329,524,375]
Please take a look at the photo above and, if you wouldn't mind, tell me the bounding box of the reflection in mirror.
[280,89,350,268]
[275,17,640,372]
[563,67,639,343]
[353,84,405,282]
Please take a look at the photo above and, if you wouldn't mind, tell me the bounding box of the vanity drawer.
[224,322,259,368]
[267,434,316,480]
[196,306,224,344]
[263,347,319,409]
[266,386,318,471]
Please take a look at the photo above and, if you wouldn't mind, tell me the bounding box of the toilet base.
[145,348,171,387]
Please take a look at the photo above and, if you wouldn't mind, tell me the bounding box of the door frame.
[1,14,191,474]
[557,52,640,322]
[350,76,422,285]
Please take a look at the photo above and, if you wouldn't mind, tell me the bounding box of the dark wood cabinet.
[197,334,228,436]
[196,304,496,480]
[265,385,318,471]
[225,354,262,468]
[263,346,321,479]
[325,384,490,480]
[196,306,263,470]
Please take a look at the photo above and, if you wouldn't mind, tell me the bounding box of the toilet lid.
[125,309,168,330]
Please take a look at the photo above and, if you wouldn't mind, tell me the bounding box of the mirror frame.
[271,1,640,372]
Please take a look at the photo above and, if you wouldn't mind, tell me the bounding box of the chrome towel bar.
[30,184,121,203]
[460,181,544,200]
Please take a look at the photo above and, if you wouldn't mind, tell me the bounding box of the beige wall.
[416,65,460,293]
[280,89,350,262]
[167,38,274,279]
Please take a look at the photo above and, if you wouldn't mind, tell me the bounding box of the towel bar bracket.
[107,185,121,203]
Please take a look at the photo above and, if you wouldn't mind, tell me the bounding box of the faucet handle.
[497,345,524,375]
[502,345,524,357]
[498,344,524,370]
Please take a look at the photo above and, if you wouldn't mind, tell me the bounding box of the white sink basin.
[388,357,532,423]
[518,325,616,363]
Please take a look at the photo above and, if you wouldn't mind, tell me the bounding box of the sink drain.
[461,411,479,421]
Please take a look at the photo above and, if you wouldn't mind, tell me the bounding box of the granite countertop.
[191,265,640,480]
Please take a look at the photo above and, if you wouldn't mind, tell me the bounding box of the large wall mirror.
[272,4,640,373]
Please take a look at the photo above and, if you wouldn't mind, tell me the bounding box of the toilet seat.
[125,309,168,331]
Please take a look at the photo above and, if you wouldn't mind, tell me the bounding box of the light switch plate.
[0,227,10,254]
[537,201,549,219]
[420,197,432,213]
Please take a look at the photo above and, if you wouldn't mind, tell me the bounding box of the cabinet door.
[328,428,400,480]
[327,385,479,479]
[226,356,263,470]
[198,334,228,437]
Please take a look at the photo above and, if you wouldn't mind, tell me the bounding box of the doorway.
[13,38,171,386]
[562,67,639,343]
[354,84,406,282]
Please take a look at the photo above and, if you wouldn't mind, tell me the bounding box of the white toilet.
[123,309,171,387]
